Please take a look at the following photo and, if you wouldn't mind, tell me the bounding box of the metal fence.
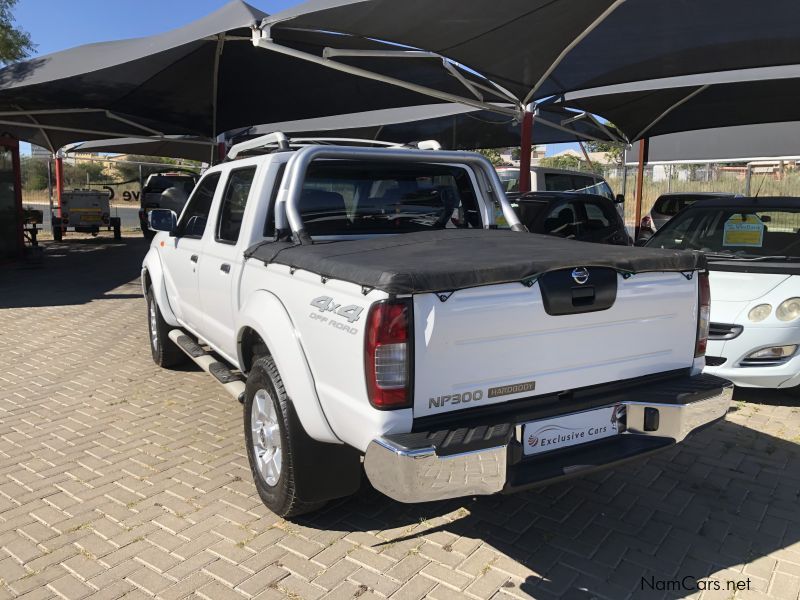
[600,160,800,229]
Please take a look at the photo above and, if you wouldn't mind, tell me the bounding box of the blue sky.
[13,0,574,156]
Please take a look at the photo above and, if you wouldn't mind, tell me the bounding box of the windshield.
[648,205,800,259]
[497,169,520,193]
[145,175,197,195]
[299,161,482,235]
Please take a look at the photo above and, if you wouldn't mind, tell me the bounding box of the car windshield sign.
[648,206,800,261]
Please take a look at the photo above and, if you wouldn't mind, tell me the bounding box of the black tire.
[244,357,330,518]
[113,225,122,240]
[146,284,184,368]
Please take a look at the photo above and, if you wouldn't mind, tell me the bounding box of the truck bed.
[246,230,705,294]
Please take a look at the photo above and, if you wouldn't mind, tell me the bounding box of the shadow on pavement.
[734,385,800,407]
[299,418,800,600]
[0,237,149,308]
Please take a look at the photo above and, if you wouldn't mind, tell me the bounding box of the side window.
[544,173,574,192]
[177,173,221,238]
[570,176,595,193]
[584,201,612,230]
[541,202,578,238]
[217,167,257,243]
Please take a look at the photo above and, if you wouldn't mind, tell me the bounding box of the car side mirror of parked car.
[614,194,625,204]
[148,209,177,235]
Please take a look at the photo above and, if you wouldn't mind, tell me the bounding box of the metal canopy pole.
[54,152,64,237]
[634,138,649,239]
[518,107,534,192]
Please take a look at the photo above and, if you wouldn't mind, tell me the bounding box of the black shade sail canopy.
[241,104,621,149]
[559,66,800,141]
[0,0,498,152]
[60,104,621,161]
[265,0,800,104]
[623,122,800,164]
[63,136,216,162]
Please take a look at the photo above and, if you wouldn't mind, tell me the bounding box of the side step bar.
[168,330,246,402]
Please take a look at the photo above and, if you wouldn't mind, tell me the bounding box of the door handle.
[190,254,198,263]
[220,263,231,274]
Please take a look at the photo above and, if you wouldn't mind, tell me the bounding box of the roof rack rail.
[227,132,442,159]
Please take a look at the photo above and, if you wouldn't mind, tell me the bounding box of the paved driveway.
[1,238,799,600]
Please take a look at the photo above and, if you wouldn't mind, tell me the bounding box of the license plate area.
[521,405,624,456]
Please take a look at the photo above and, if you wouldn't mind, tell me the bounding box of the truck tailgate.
[413,271,698,417]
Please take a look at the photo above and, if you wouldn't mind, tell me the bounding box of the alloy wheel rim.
[149,300,158,350]
[251,388,282,487]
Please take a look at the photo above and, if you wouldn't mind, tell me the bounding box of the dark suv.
[139,172,199,239]
[509,191,631,245]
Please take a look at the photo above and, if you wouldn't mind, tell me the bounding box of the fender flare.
[237,290,339,445]
[141,249,180,327]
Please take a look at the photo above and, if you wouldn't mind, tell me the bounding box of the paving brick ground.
[1,236,799,600]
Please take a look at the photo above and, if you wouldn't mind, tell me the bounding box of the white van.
[497,166,617,200]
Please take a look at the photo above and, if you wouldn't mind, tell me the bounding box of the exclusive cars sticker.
[523,405,622,456]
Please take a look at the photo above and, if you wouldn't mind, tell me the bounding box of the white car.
[647,197,800,391]
[142,134,731,517]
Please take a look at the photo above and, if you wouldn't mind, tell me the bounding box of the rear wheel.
[146,284,184,367]
[53,220,63,242]
[244,357,327,518]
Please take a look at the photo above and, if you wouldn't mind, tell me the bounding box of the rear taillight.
[364,300,412,409]
[696,271,710,357]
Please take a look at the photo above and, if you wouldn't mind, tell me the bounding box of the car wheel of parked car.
[146,284,184,368]
[244,356,327,517]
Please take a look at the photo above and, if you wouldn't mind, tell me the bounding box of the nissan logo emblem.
[571,267,590,285]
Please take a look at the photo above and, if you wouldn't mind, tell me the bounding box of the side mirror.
[614,194,625,204]
[634,238,649,247]
[148,209,177,234]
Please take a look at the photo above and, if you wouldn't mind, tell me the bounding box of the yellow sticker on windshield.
[723,214,764,247]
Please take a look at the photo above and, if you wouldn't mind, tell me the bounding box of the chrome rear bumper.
[364,379,732,504]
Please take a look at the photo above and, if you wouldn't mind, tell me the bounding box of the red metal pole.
[518,110,534,193]
[633,138,649,240]
[55,155,64,237]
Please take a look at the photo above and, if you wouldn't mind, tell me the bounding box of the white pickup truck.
[142,135,732,517]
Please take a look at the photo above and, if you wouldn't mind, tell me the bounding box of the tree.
[511,147,521,161]
[473,148,503,166]
[585,140,625,166]
[0,0,34,64]
[538,154,584,171]
[20,156,48,190]
[111,155,180,183]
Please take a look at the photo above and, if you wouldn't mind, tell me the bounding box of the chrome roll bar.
[274,145,525,243]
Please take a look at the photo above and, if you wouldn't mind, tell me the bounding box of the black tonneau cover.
[246,230,705,295]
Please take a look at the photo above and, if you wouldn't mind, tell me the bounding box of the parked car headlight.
[776,298,800,322]
[748,304,772,322]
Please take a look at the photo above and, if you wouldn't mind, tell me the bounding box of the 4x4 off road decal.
[309,296,364,335]
[310,296,364,323]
